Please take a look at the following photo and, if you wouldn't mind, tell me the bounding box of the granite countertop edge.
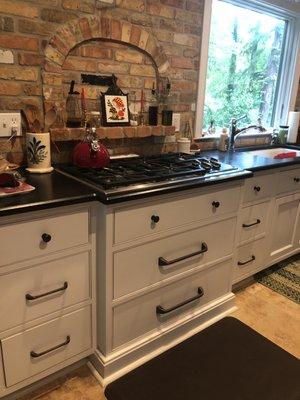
[2,146,300,217]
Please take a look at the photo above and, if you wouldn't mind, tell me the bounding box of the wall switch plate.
[0,112,22,137]
[191,103,196,112]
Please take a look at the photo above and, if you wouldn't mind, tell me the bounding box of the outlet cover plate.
[0,112,22,137]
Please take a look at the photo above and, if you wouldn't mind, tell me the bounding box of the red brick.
[116,0,145,12]
[147,2,175,18]
[123,127,136,138]
[18,19,55,36]
[101,17,111,38]
[161,0,184,8]
[164,126,176,135]
[186,0,204,13]
[1,0,39,18]
[0,16,14,32]
[111,19,122,40]
[130,64,155,77]
[50,35,70,56]
[23,83,42,96]
[137,126,151,137]
[73,45,112,59]
[0,34,39,51]
[0,81,22,96]
[62,0,95,13]
[172,80,195,91]
[18,52,43,66]
[41,8,77,24]
[130,26,141,47]
[115,49,143,64]
[171,56,194,69]
[0,65,38,81]
[151,126,164,136]
[63,57,97,72]
[43,59,63,73]
[79,18,92,40]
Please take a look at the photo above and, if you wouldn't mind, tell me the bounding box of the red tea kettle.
[73,127,110,168]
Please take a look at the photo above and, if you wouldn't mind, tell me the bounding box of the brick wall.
[0,0,204,163]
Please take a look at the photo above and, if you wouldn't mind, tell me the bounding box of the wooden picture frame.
[100,77,130,127]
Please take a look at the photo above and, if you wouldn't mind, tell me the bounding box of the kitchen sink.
[248,147,300,159]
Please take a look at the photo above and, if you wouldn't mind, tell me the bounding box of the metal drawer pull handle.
[30,335,71,358]
[212,201,220,208]
[156,287,204,315]
[238,255,255,266]
[158,242,208,267]
[294,178,299,183]
[254,186,261,192]
[26,282,68,301]
[242,219,261,228]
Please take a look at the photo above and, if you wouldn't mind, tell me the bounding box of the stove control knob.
[212,201,220,208]
[151,215,160,224]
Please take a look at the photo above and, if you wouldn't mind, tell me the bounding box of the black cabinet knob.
[212,201,220,208]
[294,178,299,183]
[41,233,52,243]
[151,215,160,223]
[254,186,261,192]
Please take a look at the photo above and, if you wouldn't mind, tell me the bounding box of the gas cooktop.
[57,153,252,203]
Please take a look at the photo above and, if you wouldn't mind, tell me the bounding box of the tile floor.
[17,282,299,400]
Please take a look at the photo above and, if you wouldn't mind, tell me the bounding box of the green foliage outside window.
[203,0,286,133]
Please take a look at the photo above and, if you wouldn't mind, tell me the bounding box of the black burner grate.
[58,153,234,190]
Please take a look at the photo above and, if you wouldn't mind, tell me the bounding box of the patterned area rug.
[255,254,300,304]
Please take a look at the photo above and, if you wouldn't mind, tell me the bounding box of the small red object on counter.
[274,151,297,159]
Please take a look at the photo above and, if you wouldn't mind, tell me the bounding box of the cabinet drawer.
[0,252,90,333]
[114,217,236,298]
[0,211,89,266]
[114,185,241,243]
[238,202,269,244]
[276,168,300,195]
[1,306,92,387]
[113,260,231,348]
[243,174,273,204]
[233,238,266,282]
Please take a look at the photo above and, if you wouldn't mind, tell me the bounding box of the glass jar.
[278,125,289,144]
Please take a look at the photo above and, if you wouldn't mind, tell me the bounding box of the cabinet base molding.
[90,293,236,386]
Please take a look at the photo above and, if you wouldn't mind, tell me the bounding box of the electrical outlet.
[0,112,22,137]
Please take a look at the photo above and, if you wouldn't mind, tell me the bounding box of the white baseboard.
[90,293,236,386]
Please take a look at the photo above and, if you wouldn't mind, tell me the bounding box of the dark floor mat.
[105,317,300,400]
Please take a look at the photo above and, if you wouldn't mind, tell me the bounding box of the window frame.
[194,0,300,138]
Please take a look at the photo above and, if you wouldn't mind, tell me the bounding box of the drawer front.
[113,260,231,348]
[1,306,92,387]
[0,211,89,266]
[114,185,241,243]
[276,168,300,195]
[114,217,236,299]
[243,174,273,204]
[0,252,90,333]
[233,238,266,282]
[238,202,269,244]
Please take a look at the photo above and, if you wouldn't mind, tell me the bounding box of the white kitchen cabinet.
[233,166,300,284]
[0,204,96,399]
[94,182,240,383]
[269,192,300,260]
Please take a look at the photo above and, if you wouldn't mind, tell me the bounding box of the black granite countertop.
[203,145,300,172]
[0,170,97,217]
[1,145,300,216]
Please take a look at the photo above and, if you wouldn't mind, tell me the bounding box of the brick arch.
[42,15,170,107]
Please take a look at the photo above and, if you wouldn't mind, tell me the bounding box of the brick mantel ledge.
[50,125,175,141]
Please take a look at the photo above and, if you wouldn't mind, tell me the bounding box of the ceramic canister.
[26,132,53,173]
[177,137,191,154]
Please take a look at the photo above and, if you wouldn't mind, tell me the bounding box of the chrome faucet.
[228,115,266,151]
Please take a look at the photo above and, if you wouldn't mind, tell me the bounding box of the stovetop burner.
[58,153,240,191]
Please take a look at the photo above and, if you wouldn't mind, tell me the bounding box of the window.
[195,0,300,137]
